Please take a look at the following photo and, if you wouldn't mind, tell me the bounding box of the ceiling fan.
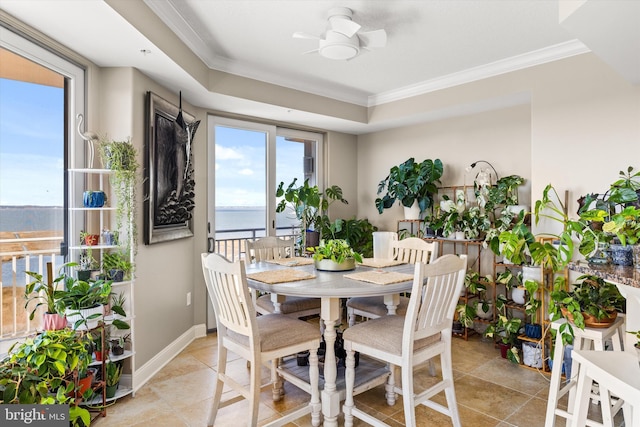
[293,7,387,60]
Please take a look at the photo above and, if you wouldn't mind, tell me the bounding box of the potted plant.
[98,137,139,251]
[82,189,106,208]
[105,361,122,398]
[375,157,444,219]
[1,329,92,426]
[60,277,112,330]
[80,230,99,246]
[602,205,640,268]
[24,262,69,331]
[77,247,98,281]
[102,250,133,282]
[484,295,523,363]
[455,303,476,332]
[308,239,363,271]
[523,278,542,339]
[110,333,131,356]
[549,274,626,345]
[276,178,348,252]
[465,272,492,320]
[437,189,466,238]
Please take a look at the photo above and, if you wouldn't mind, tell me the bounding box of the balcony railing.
[0,233,63,348]
[213,226,300,261]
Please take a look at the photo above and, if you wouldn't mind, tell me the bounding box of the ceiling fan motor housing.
[320,30,360,60]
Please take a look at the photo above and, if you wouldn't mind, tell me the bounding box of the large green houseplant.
[276,178,348,252]
[375,157,443,217]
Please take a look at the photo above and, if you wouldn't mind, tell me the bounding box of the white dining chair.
[201,252,321,427]
[246,236,321,319]
[342,254,467,427]
[346,238,438,326]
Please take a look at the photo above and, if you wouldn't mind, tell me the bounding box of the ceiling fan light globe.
[320,43,359,60]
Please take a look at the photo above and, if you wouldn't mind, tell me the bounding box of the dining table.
[244,257,415,427]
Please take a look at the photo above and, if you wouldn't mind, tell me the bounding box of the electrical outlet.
[187,292,192,306]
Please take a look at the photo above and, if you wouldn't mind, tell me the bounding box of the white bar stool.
[570,349,640,427]
[545,316,626,427]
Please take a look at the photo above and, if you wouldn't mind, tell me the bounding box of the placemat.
[358,258,406,268]
[265,257,314,266]
[344,270,413,285]
[247,269,316,284]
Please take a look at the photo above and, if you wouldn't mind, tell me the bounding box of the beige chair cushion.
[228,314,321,352]
[346,296,409,317]
[256,294,321,315]
[343,315,440,356]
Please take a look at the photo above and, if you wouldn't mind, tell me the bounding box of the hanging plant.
[99,138,139,253]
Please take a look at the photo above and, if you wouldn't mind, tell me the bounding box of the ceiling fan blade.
[358,29,387,48]
[329,17,361,38]
[301,48,320,55]
[293,31,321,40]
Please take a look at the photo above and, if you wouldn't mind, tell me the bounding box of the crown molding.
[369,39,590,107]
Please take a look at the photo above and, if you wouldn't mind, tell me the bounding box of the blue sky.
[214,126,304,207]
[0,78,64,206]
[0,77,303,209]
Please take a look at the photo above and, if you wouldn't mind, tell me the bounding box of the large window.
[0,26,84,346]
[207,116,323,256]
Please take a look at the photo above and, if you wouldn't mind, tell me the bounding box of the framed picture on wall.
[144,91,200,244]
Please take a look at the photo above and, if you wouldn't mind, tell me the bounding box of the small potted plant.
[523,278,542,339]
[308,239,363,271]
[80,230,99,246]
[105,361,123,398]
[465,272,492,320]
[60,277,112,330]
[110,333,131,356]
[602,205,640,268]
[102,250,133,282]
[375,157,444,219]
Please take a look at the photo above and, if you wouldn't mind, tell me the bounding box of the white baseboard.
[133,323,207,391]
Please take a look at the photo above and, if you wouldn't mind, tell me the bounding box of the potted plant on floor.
[549,274,626,345]
[308,239,363,271]
[24,262,68,331]
[375,157,443,219]
[319,217,378,258]
[523,278,542,339]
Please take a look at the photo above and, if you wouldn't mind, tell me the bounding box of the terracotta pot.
[83,234,100,246]
[42,312,67,331]
[561,307,618,328]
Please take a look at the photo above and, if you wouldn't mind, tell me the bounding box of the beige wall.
[99,68,208,368]
[326,131,358,221]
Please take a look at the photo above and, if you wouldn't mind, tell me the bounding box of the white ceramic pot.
[454,231,466,240]
[506,205,529,217]
[403,201,421,220]
[522,265,541,283]
[476,302,493,320]
[511,286,526,305]
[65,305,104,330]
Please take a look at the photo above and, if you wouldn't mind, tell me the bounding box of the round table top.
[245,261,415,298]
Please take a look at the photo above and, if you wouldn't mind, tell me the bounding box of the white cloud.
[238,168,253,176]
[215,145,243,160]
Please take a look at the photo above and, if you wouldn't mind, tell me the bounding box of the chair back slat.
[405,254,467,341]
[202,253,256,338]
[246,236,294,263]
[392,237,438,264]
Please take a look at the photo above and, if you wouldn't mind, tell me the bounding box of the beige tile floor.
[92,327,620,427]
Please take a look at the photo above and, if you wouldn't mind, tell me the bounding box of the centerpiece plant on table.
[308,239,363,271]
